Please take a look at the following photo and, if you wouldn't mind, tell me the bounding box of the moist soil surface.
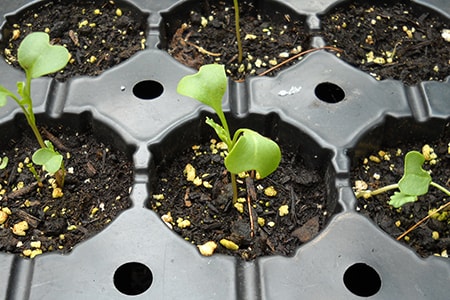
[1,0,147,81]
[150,139,330,260]
[321,0,450,85]
[0,121,133,258]
[351,126,450,258]
[166,0,311,81]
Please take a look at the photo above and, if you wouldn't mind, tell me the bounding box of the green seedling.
[26,161,42,185]
[356,151,450,208]
[177,64,281,203]
[0,32,69,186]
[232,0,243,64]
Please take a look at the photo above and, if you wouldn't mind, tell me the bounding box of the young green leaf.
[388,151,432,208]
[398,151,431,196]
[225,129,281,178]
[32,141,63,174]
[205,117,232,146]
[0,85,18,107]
[18,32,69,79]
[389,192,417,208]
[177,64,227,117]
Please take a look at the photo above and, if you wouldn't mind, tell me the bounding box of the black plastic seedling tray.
[1,0,449,299]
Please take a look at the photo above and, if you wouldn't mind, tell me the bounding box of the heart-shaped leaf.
[18,32,69,78]
[32,141,63,174]
[177,64,227,115]
[225,129,281,178]
[398,151,431,196]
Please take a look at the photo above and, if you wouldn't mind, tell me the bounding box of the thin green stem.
[22,73,45,149]
[216,107,237,203]
[233,0,243,64]
[430,181,450,197]
[231,173,238,204]
[26,163,42,185]
[357,183,399,198]
[24,111,45,149]
[216,110,231,144]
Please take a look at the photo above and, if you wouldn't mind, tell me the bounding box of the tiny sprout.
[0,156,8,169]
[32,140,64,174]
[0,32,69,187]
[356,151,450,208]
[177,64,281,203]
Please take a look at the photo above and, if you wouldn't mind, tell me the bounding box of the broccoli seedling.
[356,150,450,208]
[177,64,281,203]
[0,32,69,186]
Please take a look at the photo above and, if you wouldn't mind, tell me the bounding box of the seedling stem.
[233,0,243,63]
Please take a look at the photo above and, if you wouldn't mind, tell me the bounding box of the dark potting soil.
[351,126,450,258]
[149,139,330,260]
[0,123,133,258]
[1,0,147,81]
[166,0,311,80]
[321,0,450,85]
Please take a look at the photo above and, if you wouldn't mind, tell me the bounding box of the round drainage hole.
[314,82,345,103]
[133,80,164,99]
[114,262,153,295]
[343,262,381,297]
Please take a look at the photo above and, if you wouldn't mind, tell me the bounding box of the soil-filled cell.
[1,0,148,81]
[148,112,341,260]
[0,113,135,257]
[321,0,450,85]
[161,0,311,80]
[350,116,450,257]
